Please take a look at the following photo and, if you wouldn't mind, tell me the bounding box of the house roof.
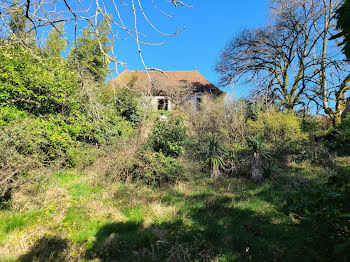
[111,70,224,96]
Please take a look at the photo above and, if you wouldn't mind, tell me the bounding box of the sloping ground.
[0,158,348,262]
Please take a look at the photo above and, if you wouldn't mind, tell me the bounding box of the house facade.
[111,70,223,110]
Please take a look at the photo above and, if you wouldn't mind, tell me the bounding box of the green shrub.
[100,76,142,128]
[248,107,306,144]
[284,140,333,165]
[133,151,184,186]
[54,109,135,145]
[1,117,74,164]
[66,144,100,169]
[148,114,187,157]
[0,106,27,127]
[93,111,135,145]
[112,88,142,128]
[1,112,134,168]
[0,44,78,115]
[301,116,323,136]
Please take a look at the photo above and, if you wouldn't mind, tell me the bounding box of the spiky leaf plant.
[205,134,225,179]
[246,136,270,182]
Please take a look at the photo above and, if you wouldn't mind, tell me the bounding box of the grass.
[0,210,42,238]
[0,157,348,261]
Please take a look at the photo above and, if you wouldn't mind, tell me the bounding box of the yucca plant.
[246,136,270,182]
[205,134,225,179]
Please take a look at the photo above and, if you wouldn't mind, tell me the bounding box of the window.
[158,98,169,110]
[196,97,202,111]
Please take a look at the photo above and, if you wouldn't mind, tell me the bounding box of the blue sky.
[112,0,270,97]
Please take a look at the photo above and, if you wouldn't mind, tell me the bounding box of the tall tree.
[5,0,36,45]
[7,0,26,38]
[312,0,350,125]
[216,0,350,125]
[69,19,112,83]
[216,0,324,109]
[43,23,67,59]
[216,26,306,109]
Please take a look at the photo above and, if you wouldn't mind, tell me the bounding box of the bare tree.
[216,0,323,110]
[271,0,350,124]
[312,0,350,125]
[216,25,306,109]
[216,0,350,124]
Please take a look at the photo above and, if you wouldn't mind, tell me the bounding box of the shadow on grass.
[19,236,70,262]
[85,193,300,262]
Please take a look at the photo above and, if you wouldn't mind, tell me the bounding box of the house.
[111,69,224,110]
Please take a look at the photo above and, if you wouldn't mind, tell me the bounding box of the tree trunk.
[211,165,221,179]
[333,113,342,126]
[251,152,263,182]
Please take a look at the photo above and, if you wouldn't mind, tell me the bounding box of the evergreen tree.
[7,0,30,42]
[69,19,112,83]
[8,1,26,35]
[44,23,67,59]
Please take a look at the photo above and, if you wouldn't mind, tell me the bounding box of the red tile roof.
[111,70,224,96]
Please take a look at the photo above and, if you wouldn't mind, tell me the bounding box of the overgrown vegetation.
[0,1,349,261]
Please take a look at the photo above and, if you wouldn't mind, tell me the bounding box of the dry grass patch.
[173,181,194,195]
[0,223,54,260]
[143,202,178,227]
[85,200,127,222]
[11,183,70,212]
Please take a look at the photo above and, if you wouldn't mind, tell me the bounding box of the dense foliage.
[248,108,305,144]
[333,0,350,58]
[148,114,187,157]
[0,44,78,115]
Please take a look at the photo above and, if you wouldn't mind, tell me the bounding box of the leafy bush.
[92,111,135,145]
[112,88,142,128]
[248,107,305,144]
[0,44,78,115]
[1,117,74,165]
[100,75,142,128]
[0,106,27,127]
[53,108,135,145]
[148,114,187,157]
[66,144,100,169]
[301,116,323,136]
[1,110,133,169]
[287,140,333,165]
[133,151,184,186]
